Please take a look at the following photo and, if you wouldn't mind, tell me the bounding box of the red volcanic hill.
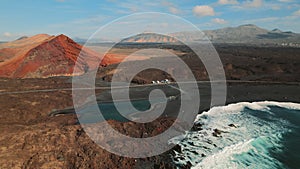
[0,34,104,78]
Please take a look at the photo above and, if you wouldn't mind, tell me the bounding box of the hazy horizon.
[0,23,299,43]
[1,0,300,41]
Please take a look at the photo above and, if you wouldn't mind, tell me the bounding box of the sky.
[0,0,300,41]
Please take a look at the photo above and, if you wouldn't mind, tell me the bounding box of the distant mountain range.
[0,24,299,78]
[204,24,300,44]
[118,24,300,45]
[120,33,178,43]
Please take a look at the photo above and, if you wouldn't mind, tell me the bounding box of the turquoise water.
[78,98,167,123]
[261,106,300,169]
[169,101,300,169]
[77,100,300,168]
[231,106,300,169]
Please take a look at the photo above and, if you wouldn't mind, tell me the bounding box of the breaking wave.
[169,101,300,169]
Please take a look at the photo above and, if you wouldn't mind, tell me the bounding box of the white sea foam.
[193,134,285,169]
[169,101,300,168]
[198,101,300,118]
[193,139,253,169]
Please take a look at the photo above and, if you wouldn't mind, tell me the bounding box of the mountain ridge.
[0,34,104,78]
[105,24,300,45]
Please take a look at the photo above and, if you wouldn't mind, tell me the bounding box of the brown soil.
[0,44,299,169]
[99,44,300,83]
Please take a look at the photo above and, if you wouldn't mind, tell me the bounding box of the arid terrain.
[2,0,300,165]
[0,41,300,168]
[98,43,300,83]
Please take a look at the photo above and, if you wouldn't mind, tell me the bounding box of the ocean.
[169,101,300,169]
[77,99,300,168]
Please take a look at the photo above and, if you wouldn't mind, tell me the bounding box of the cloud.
[212,18,228,24]
[271,5,281,10]
[243,0,264,8]
[278,0,293,2]
[218,0,239,5]
[193,5,215,17]
[3,32,12,37]
[242,17,280,24]
[291,9,300,17]
[168,6,180,14]
[293,9,300,16]
[161,1,173,7]
[70,16,108,24]
[161,1,181,14]
[231,0,264,10]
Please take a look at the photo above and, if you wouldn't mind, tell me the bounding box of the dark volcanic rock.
[212,128,224,137]
[228,124,237,128]
[191,123,203,131]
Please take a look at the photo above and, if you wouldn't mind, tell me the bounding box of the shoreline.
[1,79,299,168]
[3,80,300,119]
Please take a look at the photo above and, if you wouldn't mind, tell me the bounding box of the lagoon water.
[77,97,168,123]
[78,100,150,123]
